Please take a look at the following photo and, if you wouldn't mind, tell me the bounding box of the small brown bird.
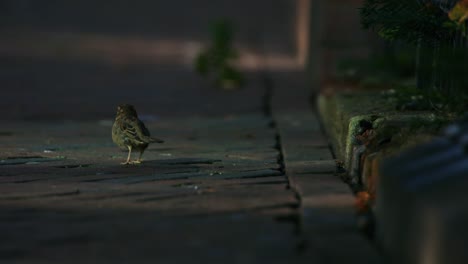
[112,104,164,165]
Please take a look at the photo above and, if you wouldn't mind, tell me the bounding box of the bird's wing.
[119,116,147,144]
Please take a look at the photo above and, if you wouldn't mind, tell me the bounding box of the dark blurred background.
[0,0,370,120]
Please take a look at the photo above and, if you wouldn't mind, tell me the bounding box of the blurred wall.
[0,0,373,99]
[0,0,297,55]
[307,0,372,89]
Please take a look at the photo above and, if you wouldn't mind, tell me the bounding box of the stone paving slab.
[0,114,306,263]
[0,210,300,264]
[0,69,383,263]
[0,110,383,263]
[270,72,381,263]
[274,112,381,263]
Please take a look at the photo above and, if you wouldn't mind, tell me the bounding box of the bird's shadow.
[90,157,224,184]
[140,157,221,167]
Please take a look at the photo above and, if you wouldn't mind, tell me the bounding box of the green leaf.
[194,53,210,76]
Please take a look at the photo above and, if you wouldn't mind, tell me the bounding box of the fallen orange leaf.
[355,191,371,213]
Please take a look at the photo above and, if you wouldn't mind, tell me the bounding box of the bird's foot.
[130,160,142,165]
[121,161,131,165]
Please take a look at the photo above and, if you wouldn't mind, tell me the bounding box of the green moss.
[317,90,455,171]
[345,115,374,167]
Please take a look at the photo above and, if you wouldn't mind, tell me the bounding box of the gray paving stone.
[0,114,303,263]
[287,160,337,174]
[270,74,381,262]
[0,67,382,263]
[0,209,301,264]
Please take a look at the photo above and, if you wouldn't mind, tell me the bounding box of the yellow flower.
[449,0,468,24]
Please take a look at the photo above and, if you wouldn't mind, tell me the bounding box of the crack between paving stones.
[262,75,305,253]
[0,190,81,201]
[262,74,300,200]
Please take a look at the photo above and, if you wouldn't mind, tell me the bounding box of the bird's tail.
[149,137,164,143]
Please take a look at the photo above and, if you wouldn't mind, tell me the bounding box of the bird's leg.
[134,149,145,164]
[122,146,132,165]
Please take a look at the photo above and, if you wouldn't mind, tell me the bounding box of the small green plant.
[194,20,245,90]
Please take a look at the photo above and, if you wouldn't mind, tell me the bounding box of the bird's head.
[116,104,138,118]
